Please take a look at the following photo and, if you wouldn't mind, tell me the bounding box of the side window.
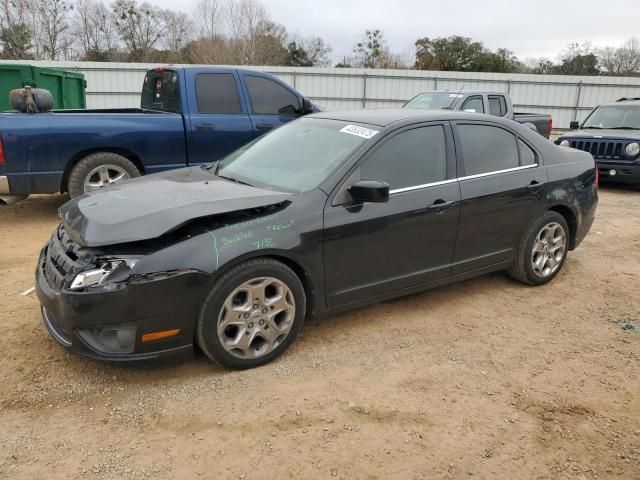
[461,96,484,114]
[359,126,447,190]
[244,76,300,115]
[518,139,537,166]
[488,95,507,117]
[458,124,519,176]
[195,73,242,114]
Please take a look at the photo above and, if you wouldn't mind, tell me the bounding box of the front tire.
[196,259,306,369]
[508,211,570,286]
[67,152,140,198]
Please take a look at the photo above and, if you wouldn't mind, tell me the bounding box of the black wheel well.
[548,205,577,249]
[60,148,145,193]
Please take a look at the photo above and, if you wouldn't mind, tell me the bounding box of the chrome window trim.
[388,164,538,195]
[389,178,457,195]
[458,163,538,181]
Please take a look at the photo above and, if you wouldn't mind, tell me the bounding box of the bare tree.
[599,38,640,76]
[31,0,74,59]
[226,0,268,64]
[160,10,191,55]
[112,0,166,61]
[73,0,117,60]
[194,0,223,39]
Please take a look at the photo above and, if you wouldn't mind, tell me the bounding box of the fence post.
[362,73,367,108]
[573,81,583,122]
[434,76,438,91]
[292,71,297,89]
[507,79,512,95]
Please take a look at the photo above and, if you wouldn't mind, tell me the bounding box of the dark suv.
[556,98,640,184]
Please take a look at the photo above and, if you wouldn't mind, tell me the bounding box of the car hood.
[59,167,292,247]
[562,129,640,140]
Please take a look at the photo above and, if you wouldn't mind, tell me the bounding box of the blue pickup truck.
[0,66,316,203]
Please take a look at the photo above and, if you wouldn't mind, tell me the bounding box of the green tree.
[354,29,386,68]
[286,40,312,66]
[415,35,484,71]
[0,22,33,59]
[557,42,600,75]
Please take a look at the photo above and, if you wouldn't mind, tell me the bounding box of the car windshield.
[582,105,640,129]
[216,118,377,192]
[404,92,461,110]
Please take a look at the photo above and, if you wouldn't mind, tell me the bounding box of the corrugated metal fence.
[3,60,640,128]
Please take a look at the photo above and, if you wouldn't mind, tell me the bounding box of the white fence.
[3,60,640,129]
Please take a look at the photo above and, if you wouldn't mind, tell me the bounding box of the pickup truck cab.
[0,66,316,203]
[404,90,553,138]
[555,98,640,184]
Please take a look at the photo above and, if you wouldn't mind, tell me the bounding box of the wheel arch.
[60,148,145,193]
[547,204,578,250]
[208,251,319,322]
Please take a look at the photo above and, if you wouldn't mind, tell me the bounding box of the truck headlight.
[559,139,570,147]
[625,142,640,157]
[69,257,140,290]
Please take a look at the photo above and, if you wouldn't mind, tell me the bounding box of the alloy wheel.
[531,222,566,278]
[84,164,130,192]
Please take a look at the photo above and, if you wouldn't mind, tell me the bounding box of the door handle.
[427,199,456,211]
[256,123,274,131]
[527,180,543,190]
[196,123,215,131]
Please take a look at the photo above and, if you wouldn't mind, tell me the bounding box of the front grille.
[569,139,628,161]
[43,225,93,291]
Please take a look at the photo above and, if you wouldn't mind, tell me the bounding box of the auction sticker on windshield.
[339,124,379,139]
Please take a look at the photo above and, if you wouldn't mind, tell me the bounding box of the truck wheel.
[196,259,306,370]
[67,152,140,197]
[508,211,570,286]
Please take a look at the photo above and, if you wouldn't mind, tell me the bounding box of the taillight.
[0,136,5,164]
[547,117,553,134]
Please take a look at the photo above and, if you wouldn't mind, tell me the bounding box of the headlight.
[69,257,140,290]
[625,142,640,157]
[559,139,570,147]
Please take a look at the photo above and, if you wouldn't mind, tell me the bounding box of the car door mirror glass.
[302,98,314,115]
[348,180,389,203]
[570,121,580,130]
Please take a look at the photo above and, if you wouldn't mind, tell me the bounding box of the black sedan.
[36,109,598,369]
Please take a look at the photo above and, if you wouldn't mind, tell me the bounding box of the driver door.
[323,123,461,307]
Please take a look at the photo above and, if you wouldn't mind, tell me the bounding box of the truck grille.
[43,225,92,291]
[568,139,627,161]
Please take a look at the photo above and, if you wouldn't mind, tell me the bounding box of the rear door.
[238,73,302,137]
[186,71,254,165]
[451,121,547,274]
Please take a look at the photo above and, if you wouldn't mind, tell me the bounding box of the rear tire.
[67,152,140,198]
[196,259,306,369]
[508,211,570,286]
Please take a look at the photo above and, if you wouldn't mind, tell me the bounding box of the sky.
[152,0,639,64]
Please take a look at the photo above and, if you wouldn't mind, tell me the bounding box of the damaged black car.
[36,110,598,369]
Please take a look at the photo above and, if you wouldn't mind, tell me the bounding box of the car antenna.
[446,84,465,110]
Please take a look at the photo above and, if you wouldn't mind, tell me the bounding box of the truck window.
[488,95,507,117]
[461,96,484,114]
[141,70,181,112]
[195,73,242,114]
[458,124,519,175]
[244,76,300,115]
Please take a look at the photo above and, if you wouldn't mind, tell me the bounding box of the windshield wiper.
[217,173,253,187]
[583,125,602,129]
[608,126,640,130]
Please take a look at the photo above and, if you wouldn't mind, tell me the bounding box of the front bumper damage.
[35,240,210,362]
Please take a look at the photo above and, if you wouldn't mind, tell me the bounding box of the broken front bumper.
[35,246,210,362]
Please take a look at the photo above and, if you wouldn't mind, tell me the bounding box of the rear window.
[195,73,242,114]
[141,71,181,112]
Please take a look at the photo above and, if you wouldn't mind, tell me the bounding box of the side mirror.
[570,121,580,130]
[348,180,389,204]
[301,98,315,115]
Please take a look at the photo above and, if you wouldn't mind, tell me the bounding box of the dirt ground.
[0,187,639,480]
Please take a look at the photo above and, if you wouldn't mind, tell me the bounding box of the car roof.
[414,90,506,96]
[599,100,640,107]
[309,108,506,127]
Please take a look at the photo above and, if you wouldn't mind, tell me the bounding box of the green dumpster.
[0,64,86,111]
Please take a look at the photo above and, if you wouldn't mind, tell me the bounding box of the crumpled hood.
[59,167,291,247]
[562,129,640,140]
